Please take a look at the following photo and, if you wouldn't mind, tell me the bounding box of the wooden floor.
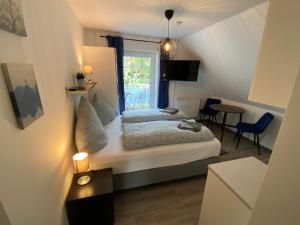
[114,125,272,225]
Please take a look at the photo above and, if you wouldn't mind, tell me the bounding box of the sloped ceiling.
[69,0,266,38]
[180,2,272,106]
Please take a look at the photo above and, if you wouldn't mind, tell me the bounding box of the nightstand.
[66,168,114,225]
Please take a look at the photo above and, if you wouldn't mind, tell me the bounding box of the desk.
[210,104,246,142]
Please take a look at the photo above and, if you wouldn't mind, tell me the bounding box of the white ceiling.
[69,0,267,39]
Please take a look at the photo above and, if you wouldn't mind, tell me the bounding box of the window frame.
[124,49,159,109]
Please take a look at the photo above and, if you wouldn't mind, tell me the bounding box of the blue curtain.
[106,35,126,113]
[157,55,169,108]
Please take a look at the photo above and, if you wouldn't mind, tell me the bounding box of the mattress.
[89,116,221,174]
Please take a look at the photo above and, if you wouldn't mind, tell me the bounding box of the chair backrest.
[204,98,221,109]
[255,112,274,134]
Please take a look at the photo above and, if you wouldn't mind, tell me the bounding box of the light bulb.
[73,152,88,161]
[164,42,171,51]
[73,152,89,173]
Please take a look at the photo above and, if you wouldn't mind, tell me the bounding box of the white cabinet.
[199,157,267,225]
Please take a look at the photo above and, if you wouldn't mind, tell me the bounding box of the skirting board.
[113,156,220,191]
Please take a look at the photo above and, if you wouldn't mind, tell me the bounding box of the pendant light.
[161,9,176,59]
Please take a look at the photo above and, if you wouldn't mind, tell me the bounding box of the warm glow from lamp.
[73,152,89,172]
[161,38,176,58]
[73,152,91,185]
[160,10,177,58]
[164,42,171,51]
[83,65,94,75]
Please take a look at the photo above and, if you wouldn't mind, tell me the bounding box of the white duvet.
[123,120,215,150]
[89,116,221,174]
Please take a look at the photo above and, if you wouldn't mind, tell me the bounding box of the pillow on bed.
[91,93,116,125]
[75,97,108,153]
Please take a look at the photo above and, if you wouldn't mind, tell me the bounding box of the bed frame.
[113,156,220,191]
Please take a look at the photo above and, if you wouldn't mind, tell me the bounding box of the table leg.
[239,112,243,123]
[220,112,228,142]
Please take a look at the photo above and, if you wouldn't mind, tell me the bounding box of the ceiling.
[69,0,267,39]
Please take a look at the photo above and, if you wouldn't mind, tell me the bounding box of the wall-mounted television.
[163,60,200,81]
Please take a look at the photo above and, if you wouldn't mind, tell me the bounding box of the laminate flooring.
[114,125,272,225]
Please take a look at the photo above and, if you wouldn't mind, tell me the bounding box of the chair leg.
[208,116,212,127]
[253,133,257,145]
[236,132,242,149]
[199,113,203,121]
[210,115,214,126]
[202,114,206,121]
[257,134,261,155]
[198,113,202,122]
[214,115,218,124]
[212,116,216,127]
[211,116,214,126]
[234,130,239,141]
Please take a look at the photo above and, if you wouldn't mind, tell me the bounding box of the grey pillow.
[91,94,116,125]
[75,97,108,153]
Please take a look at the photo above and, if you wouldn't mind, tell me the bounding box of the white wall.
[177,2,284,149]
[82,46,118,110]
[169,79,208,118]
[0,202,11,225]
[0,1,82,225]
[247,68,300,225]
[180,2,269,106]
[249,0,300,109]
[245,0,300,223]
[169,43,205,117]
[84,28,162,52]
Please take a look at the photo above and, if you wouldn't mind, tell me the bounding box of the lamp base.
[77,175,91,186]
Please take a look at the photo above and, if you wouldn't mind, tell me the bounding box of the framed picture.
[1,63,44,129]
[0,0,27,37]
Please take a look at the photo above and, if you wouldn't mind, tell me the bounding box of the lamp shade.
[160,38,176,58]
[73,152,89,173]
[160,10,177,59]
[83,65,93,75]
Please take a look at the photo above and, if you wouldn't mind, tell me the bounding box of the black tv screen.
[163,60,200,81]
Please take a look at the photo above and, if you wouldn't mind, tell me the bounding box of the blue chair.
[235,112,274,155]
[199,98,221,125]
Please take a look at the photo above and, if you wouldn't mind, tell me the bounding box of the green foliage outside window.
[124,56,152,87]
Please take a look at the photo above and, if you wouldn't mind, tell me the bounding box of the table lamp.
[82,65,94,83]
[73,152,91,185]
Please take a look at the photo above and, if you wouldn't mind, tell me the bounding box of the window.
[123,50,158,110]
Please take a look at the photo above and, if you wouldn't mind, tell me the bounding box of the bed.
[121,108,187,123]
[89,116,221,190]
